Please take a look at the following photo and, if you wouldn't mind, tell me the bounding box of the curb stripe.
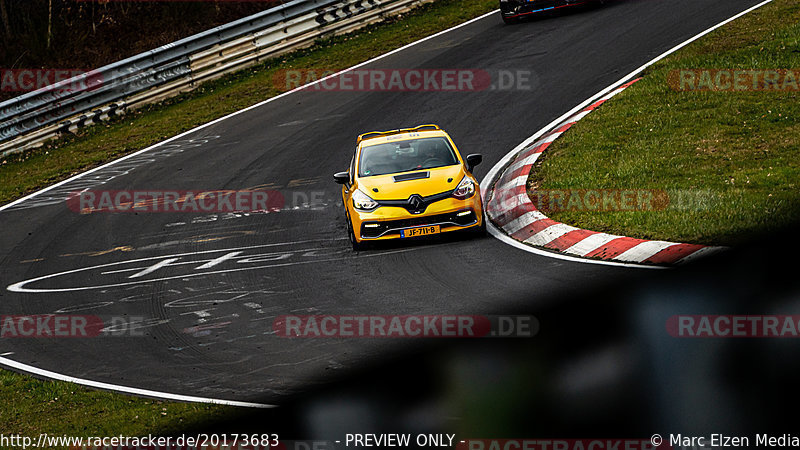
[502,211,548,234]
[493,203,540,226]
[524,223,579,246]
[644,242,707,264]
[482,0,772,268]
[564,233,624,257]
[614,240,678,263]
[545,229,599,251]
[583,236,645,259]
[510,218,559,241]
[486,78,730,266]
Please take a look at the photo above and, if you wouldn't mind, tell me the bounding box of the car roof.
[357,124,450,146]
[358,129,450,148]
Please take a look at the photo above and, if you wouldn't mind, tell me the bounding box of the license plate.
[401,225,440,238]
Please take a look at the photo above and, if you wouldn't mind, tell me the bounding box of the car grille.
[375,189,455,214]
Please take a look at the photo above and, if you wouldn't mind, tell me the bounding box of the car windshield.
[358,137,459,177]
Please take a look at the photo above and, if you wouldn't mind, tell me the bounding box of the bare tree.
[0,0,11,39]
[47,0,53,49]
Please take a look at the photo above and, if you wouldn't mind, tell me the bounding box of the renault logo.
[407,194,425,213]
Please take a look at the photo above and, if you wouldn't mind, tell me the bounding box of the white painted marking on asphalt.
[0,5,502,410]
[194,251,244,269]
[0,9,500,213]
[1,1,767,407]
[8,246,417,293]
[128,258,179,278]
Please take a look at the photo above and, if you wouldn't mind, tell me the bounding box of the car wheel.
[347,217,363,251]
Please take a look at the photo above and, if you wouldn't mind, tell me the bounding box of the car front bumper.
[349,195,484,242]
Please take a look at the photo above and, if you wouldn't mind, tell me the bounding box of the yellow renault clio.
[334,124,485,250]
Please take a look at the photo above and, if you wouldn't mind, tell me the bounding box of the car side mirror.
[466,154,483,173]
[334,171,350,185]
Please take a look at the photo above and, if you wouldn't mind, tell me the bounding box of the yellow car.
[334,124,485,250]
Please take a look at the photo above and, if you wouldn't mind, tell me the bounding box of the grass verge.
[0,0,497,439]
[529,0,800,246]
[0,369,245,441]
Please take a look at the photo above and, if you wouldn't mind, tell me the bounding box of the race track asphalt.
[0,0,766,403]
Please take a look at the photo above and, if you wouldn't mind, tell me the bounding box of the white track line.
[0,8,501,407]
[0,9,500,213]
[0,0,775,406]
[481,0,773,269]
[0,356,274,408]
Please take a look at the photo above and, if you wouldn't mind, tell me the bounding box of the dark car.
[500,0,603,24]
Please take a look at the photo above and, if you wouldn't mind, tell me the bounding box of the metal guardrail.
[0,0,429,157]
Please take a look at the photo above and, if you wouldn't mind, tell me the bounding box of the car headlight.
[352,189,380,211]
[453,176,476,200]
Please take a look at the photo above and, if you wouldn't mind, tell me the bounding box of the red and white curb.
[485,79,726,266]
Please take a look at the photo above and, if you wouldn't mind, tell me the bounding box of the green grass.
[0,369,244,443]
[0,0,497,439]
[0,0,497,205]
[529,0,800,246]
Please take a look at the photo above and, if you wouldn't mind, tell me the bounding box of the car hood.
[355,165,466,200]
